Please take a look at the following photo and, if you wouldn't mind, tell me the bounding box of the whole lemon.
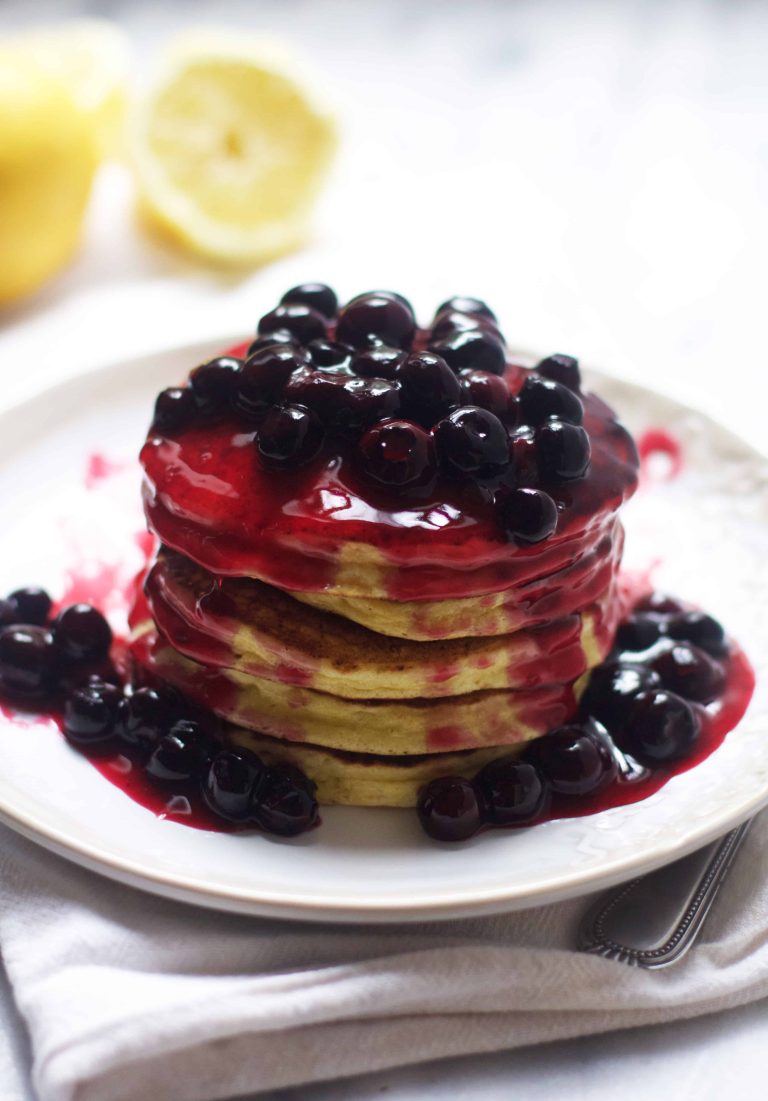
[0,54,98,306]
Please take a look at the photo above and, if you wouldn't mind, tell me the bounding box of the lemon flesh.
[0,55,98,306]
[132,34,337,264]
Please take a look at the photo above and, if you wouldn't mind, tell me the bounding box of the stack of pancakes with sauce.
[129,342,639,807]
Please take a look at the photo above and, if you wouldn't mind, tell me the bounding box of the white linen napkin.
[1,814,768,1101]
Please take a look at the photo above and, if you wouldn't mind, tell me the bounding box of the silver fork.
[578,818,752,968]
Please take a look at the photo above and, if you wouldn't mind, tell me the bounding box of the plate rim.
[0,336,765,924]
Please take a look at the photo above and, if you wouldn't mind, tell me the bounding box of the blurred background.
[1,0,766,446]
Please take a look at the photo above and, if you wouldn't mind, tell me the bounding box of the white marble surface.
[1,0,768,1098]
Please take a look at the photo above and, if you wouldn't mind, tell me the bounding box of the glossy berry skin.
[398,351,463,426]
[417,776,484,842]
[336,291,416,350]
[429,310,501,343]
[435,295,497,322]
[475,758,547,826]
[433,406,508,476]
[351,345,407,380]
[203,748,264,823]
[536,354,581,391]
[651,643,725,702]
[8,587,52,626]
[582,661,662,732]
[247,330,297,357]
[258,304,327,344]
[536,420,591,481]
[257,404,324,469]
[152,387,195,434]
[145,719,215,786]
[667,612,727,658]
[189,356,241,417]
[524,724,618,797]
[518,376,583,426]
[619,689,700,764]
[235,345,310,418]
[253,765,319,836]
[0,599,15,628]
[0,625,56,699]
[507,428,540,487]
[496,487,558,544]
[430,329,506,376]
[285,370,348,421]
[357,420,437,491]
[280,282,338,319]
[307,339,352,372]
[340,377,402,435]
[53,604,112,664]
[63,680,122,749]
[459,369,512,419]
[634,592,686,616]
[116,687,169,757]
[615,613,666,653]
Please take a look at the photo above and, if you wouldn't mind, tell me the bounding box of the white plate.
[0,341,766,924]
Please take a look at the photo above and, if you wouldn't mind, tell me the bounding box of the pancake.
[130,620,597,755]
[228,726,527,808]
[145,549,618,699]
[140,380,638,601]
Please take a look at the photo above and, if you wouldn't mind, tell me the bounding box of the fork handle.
[578,819,752,968]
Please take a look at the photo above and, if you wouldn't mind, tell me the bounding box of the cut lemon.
[130,31,337,266]
[0,53,98,306]
[6,20,129,157]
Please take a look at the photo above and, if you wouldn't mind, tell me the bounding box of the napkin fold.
[2,815,768,1101]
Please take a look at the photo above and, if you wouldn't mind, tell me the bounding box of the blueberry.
[0,625,56,699]
[189,356,241,417]
[429,310,502,343]
[651,643,725,702]
[581,661,662,732]
[507,428,540,487]
[234,345,310,419]
[53,604,112,664]
[252,764,318,836]
[459,369,512,420]
[247,330,297,357]
[152,387,196,434]
[203,748,265,822]
[306,339,352,372]
[524,724,617,797]
[351,345,407,380]
[357,420,437,491]
[338,377,402,435]
[634,592,686,616]
[667,612,727,658]
[0,599,15,628]
[258,304,327,344]
[145,719,215,785]
[280,282,338,319]
[63,680,122,749]
[435,295,497,322]
[535,354,581,391]
[430,329,506,376]
[257,404,324,469]
[336,291,416,349]
[398,351,463,426]
[284,370,348,421]
[475,757,547,826]
[536,420,591,480]
[518,376,583,426]
[8,587,52,626]
[417,776,484,841]
[433,406,508,476]
[619,689,700,763]
[615,613,666,653]
[116,687,170,757]
[495,487,558,544]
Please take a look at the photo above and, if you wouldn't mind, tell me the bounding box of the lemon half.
[131,32,337,265]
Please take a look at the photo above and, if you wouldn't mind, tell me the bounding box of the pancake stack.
[130,292,639,807]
